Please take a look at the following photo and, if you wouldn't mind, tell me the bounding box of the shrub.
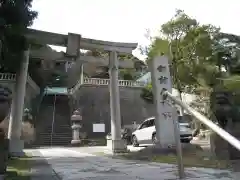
[140,83,153,103]
[0,118,35,144]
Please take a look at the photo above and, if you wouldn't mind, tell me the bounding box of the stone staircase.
[36,125,72,146]
[33,94,72,147]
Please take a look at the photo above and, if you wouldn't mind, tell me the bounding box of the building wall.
[136,72,152,84]
[72,85,155,138]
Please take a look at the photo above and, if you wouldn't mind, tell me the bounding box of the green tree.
[86,50,146,80]
[141,10,220,104]
[119,69,134,80]
[209,33,240,91]
[140,83,153,103]
[143,10,225,108]
[160,10,219,92]
[0,0,38,72]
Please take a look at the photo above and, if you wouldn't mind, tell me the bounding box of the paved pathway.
[27,147,240,180]
[29,156,60,180]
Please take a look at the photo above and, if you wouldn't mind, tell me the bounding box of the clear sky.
[31,0,240,60]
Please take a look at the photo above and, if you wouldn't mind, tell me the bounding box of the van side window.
[139,121,149,129]
[148,119,155,127]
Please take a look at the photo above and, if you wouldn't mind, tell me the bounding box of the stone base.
[107,139,112,147]
[8,139,24,157]
[210,133,229,160]
[109,139,128,154]
[0,174,4,180]
[210,123,240,160]
[0,139,8,175]
[156,119,175,148]
[228,128,240,160]
[71,139,81,146]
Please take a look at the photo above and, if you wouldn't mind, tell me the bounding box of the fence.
[0,73,40,94]
[0,73,16,81]
[70,78,145,94]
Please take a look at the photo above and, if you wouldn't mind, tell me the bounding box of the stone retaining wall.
[73,86,155,138]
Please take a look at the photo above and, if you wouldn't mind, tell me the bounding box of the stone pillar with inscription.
[149,56,175,147]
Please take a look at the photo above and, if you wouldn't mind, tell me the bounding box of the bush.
[140,83,153,103]
[21,121,35,144]
[119,69,134,80]
[0,119,35,144]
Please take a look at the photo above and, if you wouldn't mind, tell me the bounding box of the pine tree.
[0,0,38,72]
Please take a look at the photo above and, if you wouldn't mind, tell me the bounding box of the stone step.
[36,135,71,139]
[35,139,72,143]
[35,140,71,143]
[35,137,72,143]
[38,136,72,139]
[39,124,71,128]
[34,142,71,146]
[37,136,72,140]
[38,131,72,135]
[37,135,71,138]
[36,128,71,132]
[40,131,72,134]
[38,129,72,133]
[38,133,72,136]
[39,126,72,130]
[38,137,72,141]
[37,133,72,136]
[36,141,71,144]
[39,126,71,129]
[33,94,72,147]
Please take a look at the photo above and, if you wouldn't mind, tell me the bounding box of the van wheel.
[132,135,139,147]
[152,133,158,145]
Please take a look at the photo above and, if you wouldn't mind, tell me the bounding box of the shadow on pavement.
[31,147,237,180]
[111,144,237,170]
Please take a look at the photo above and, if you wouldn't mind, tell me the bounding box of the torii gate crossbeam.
[26,28,137,54]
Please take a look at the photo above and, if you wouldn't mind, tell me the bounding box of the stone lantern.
[23,108,32,122]
[71,110,82,145]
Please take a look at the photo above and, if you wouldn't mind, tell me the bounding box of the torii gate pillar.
[109,51,127,153]
[8,49,30,156]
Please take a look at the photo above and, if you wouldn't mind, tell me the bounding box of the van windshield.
[178,116,189,123]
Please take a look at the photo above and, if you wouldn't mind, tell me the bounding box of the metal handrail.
[162,90,240,151]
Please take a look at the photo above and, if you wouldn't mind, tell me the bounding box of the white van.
[131,117,193,147]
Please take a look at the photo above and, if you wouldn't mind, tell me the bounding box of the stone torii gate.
[8,28,137,155]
